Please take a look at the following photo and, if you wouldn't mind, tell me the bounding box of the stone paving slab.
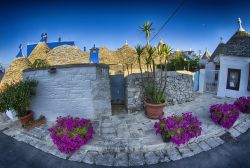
[166,147,182,161]
[145,151,160,165]
[114,152,129,166]
[95,153,115,166]
[178,145,194,158]
[188,143,203,155]
[1,93,250,166]
[227,128,241,138]
[197,141,211,151]
[129,152,144,166]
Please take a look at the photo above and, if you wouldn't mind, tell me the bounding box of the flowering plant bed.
[48,116,95,154]
[234,97,250,114]
[210,103,240,129]
[154,112,202,145]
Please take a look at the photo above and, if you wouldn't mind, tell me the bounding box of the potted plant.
[135,21,171,119]
[0,80,38,125]
[234,97,250,114]
[48,116,95,154]
[154,112,202,145]
[210,103,240,129]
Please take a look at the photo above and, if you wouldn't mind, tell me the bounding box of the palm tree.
[135,44,144,70]
[162,44,172,90]
[135,44,145,87]
[140,21,154,46]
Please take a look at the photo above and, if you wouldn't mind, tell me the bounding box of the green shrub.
[156,53,200,72]
[0,80,38,117]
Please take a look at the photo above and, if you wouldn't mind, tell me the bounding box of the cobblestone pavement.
[1,93,250,166]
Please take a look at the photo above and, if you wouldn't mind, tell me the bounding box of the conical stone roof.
[209,43,226,62]
[47,45,85,65]
[83,52,90,63]
[0,57,31,91]
[201,49,211,60]
[28,42,50,64]
[98,47,116,64]
[210,18,250,59]
[117,44,141,68]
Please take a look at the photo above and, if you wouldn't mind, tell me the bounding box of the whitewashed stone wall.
[126,72,194,112]
[23,64,111,121]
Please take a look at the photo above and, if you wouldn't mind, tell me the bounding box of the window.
[215,71,219,81]
[215,64,220,70]
[226,68,241,91]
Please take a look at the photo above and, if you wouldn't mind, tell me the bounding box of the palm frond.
[135,44,144,56]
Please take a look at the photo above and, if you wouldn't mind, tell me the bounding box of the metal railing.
[204,70,220,94]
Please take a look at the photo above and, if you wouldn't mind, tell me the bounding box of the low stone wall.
[23,64,112,121]
[126,71,194,112]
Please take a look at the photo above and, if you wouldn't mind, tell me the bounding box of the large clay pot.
[145,101,165,119]
[19,112,33,125]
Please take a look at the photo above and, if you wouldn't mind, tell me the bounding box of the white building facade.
[206,18,250,98]
[217,56,250,98]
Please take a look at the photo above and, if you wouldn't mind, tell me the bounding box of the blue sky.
[0,0,250,66]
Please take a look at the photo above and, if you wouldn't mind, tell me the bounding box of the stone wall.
[126,71,194,112]
[23,64,112,121]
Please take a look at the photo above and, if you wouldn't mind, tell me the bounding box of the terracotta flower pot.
[19,112,33,125]
[145,101,165,119]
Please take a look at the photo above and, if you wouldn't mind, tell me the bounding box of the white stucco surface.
[23,64,112,121]
[198,69,205,93]
[217,56,250,98]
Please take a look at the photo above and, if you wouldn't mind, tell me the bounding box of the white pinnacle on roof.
[158,39,165,47]
[238,18,245,32]
[125,40,128,45]
[159,39,165,44]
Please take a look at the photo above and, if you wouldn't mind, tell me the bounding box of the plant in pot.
[135,21,171,119]
[0,80,38,125]
[154,112,202,145]
[210,103,240,129]
[48,116,95,154]
[234,97,250,114]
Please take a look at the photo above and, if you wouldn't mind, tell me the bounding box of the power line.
[150,0,186,42]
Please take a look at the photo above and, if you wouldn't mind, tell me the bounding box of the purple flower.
[154,112,202,145]
[48,116,95,154]
[234,97,250,114]
[210,103,240,129]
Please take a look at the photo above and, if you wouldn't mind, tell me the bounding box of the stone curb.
[1,115,250,167]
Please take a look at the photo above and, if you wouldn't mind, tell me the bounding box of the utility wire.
[150,0,186,42]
